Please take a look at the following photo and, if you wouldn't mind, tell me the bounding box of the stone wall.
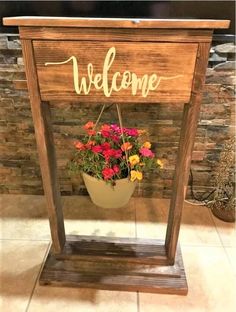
[0,34,235,198]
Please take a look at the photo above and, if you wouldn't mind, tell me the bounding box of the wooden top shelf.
[3,16,230,29]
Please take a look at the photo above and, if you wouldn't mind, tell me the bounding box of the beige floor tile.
[0,240,49,312]
[0,194,55,240]
[135,198,168,240]
[225,247,236,275]
[136,198,221,246]
[63,196,136,238]
[210,213,236,247]
[28,286,137,312]
[179,202,221,246]
[139,246,236,312]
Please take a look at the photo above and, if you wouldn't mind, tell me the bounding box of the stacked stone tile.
[0,34,235,197]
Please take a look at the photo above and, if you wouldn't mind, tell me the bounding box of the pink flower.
[102,167,114,180]
[139,147,154,158]
[92,145,102,153]
[111,124,121,134]
[124,128,139,137]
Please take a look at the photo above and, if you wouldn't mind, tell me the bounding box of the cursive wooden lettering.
[45,46,182,97]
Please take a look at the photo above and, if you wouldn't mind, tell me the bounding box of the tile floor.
[0,194,235,312]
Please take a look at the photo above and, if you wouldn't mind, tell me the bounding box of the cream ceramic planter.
[82,172,137,208]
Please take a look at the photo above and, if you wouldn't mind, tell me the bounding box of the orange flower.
[74,141,85,150]
[87,140,96,146]
[101,124,111,132]
[87,129,96,136]
[84,121,94,130]
[121,142,133,151]
[137,129,146,136]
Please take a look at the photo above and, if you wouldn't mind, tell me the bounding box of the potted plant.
[68,121,163,208]
[207,138,235,222]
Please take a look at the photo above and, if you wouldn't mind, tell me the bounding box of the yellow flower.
[136,171,143,181]
[130,170,143,182]
[156,159,164,169]
[142,141,151,149]
[129,155,140,167]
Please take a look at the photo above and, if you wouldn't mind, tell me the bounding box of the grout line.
[205,211,236,273]
[134,199,138,238]
[209,209,227,247]
[137,291,140,312]
[25,242,51,312]
[0,238,50,241]
[180,243,225,248]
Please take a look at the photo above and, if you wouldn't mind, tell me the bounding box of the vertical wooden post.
[21,39,66,253]
[165,42,212,263]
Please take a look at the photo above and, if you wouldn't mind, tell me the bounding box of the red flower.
[113,149,122,159]
[92,145,102,153]
[111,135,120,143]
[102,167,114,180]
[101,130,110,138]
[102,149,114,161]
[84,121,94,130]
[101,142,111,150]
[113,165,120,174]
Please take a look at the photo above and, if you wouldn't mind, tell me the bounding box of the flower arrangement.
[68,121,163,184]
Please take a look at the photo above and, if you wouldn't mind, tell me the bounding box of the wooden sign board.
[34,41,197,103]
[3,17,229,295]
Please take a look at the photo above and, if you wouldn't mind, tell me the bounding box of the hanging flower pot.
[68,106,163,209]
[82,172,137,208]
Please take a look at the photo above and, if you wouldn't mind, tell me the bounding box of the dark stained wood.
[39,240,188,295]
[21,39,66,253]
[3,16,230,29]
[5,16,228,294]
[19,27,213,43]
[165,42,212,263]
[33,40,198,103]
[55,235,168,265]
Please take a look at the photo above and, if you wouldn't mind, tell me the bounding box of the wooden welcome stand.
[3,17,229,294]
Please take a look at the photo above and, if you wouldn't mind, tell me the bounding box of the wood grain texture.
[7,17,221,294]
[3,16,230,29]
[21,39,66,253]
[13,79,27,90]
[39,237,188,294]
[55,235,168,265]
[19,27,213,42]
[165,42,212,263]
[33,40,198,103]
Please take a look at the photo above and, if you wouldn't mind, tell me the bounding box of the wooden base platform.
[39,236,188,295]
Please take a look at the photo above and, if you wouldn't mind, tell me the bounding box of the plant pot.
[211,206,235,223]
[82,172,137,208]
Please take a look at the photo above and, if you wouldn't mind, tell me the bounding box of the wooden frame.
[3,17,229,294]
